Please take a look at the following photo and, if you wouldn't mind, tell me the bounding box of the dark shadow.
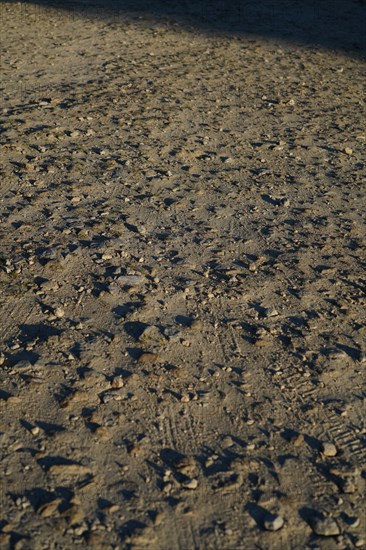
[0,389,13,401]
[119,519,148,539]
[24,487,55,510]
[198,447,237,476]
[18,323,61,344]
[245,502,273,529]
[175,315,194,327]
[335,343,361,361]
[16,0,366,58]
[35,421,66,435]
[98,497,114,509]
[124,321,149,340]
[277,454,298,466]
[302,434,323,452]
[281,427,323,452]
[113,301,144,318]
[160,447,186,468]
[126,346,144,359]
[13,446,39,457]
[120,489,136,500]
[19,419,34,432]
[8,350,40,365]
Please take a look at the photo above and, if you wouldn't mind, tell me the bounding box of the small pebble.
[292,433,304,446]
[263,513,284,531]
[54,307,65,318]
[181,478,198,490]
[321,442,338,457]
[309,515,340,536]
[222,435,234,448]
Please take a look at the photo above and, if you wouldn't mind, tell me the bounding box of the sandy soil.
[0,1,365,548]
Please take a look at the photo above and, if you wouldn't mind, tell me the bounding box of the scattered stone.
[321,442,338,457]
[292,433,304,446]
[337,475,357,494]
[115,275,147,286]
[38,498,62,517]
[309,514,341,536]
[100,388,127,403]
[263,513,285,531]
[79,370,107,388]
[139,325,166,345]
[103,503,119,514]
[181,478,198,490]
[174,456,198,477]
[153,512,164,526]
[281,198,290,207]
[138,352,160,363]
[264,307,279,318]
[221,435,235,448]
[346,516,360,529]
[54,307,65,318]
[110,376,124,388]
[67,505,85,526]
[41,280,59,292]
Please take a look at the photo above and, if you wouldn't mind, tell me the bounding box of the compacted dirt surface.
[1,1,365,548]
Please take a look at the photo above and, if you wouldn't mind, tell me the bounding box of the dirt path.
[1,1,365,548]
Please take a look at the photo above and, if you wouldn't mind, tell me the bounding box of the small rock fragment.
[38,498,62,517]
[138,352,160,363]
[321,442,337,457]
[174,456,198,477]
[110,376,124,389]
[181,478,198,490]
[54,307,65,318]
[139,325,166,345]
[263,513,284,531]
[309,514,340,536]
[264,307,279,318]
[115,275,146,286]
[221,435,234,448]
[292,433,304,447]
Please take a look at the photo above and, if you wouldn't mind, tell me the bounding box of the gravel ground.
[1,1,365,548]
